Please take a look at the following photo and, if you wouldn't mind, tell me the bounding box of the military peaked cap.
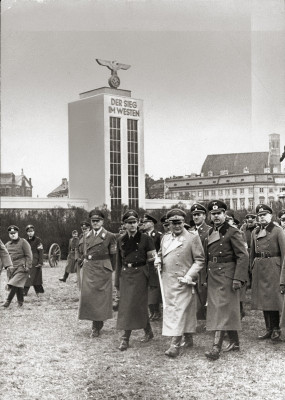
[122,210,139,222]
[25,224,35,231]
[256,204,272,215]
[208,200,227,213]
[89,209,105,219]
[142,214,157,224]
[226,210,240,225]
[245,213,257,219]
[8,225,19,233]
[160,215,169,224]
[80,220,91,227]
[190,203,207,214]
[166,208,186,221]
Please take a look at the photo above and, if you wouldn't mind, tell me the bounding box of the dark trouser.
[264,310,280,330]
[122,321,152,341]
[24,285,44,295]
[7,286,24,304]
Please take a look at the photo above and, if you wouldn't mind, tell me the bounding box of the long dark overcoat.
[5,238,33,288]
[78,228,117,321]
[115,231,156,330]
[204,222,248,331]
[147,229,162,305]
[159,229,205,336]
[25,236,44,287]
[250,222,285,311]
[190,221,211,319]
[65,237,79,274]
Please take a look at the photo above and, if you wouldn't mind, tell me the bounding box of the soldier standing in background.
[78,210,117,338]
[24,225,44,296]
[142,214,162,321]
[115,210,156,351]
[278,210,285,231]
[76,221,91,290]
[3,226,33,308]
[250,204,285,342]
[241,213,257,290]
[190,203,211,320]
[59,230,79,282]
[161,215,171,235]
[204,201,248,360]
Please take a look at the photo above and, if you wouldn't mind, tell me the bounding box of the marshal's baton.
[157,264,166,309]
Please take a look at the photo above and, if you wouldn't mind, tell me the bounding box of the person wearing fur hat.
[251,204,285,342]
[3,226,32,308]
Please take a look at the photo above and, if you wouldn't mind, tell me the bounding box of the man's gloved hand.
[232,279,242,291]
[178,275,194,285]
[280,284,285,295]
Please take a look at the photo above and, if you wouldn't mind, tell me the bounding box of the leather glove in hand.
[232,279,242,291]
[178,275,193,285]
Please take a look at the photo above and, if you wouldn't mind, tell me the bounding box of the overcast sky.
[1,0,285,197]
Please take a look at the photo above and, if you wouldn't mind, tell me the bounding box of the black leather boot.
[165,336,182,358]
[119,330,131,351]
[16,288,24,307]
[90,321,103,338]
[181,333,193,348]
[224,331,240,352]
[140,321,154,342]
[270,311,281,341]
[59,272,69,282]
[3,286,17,307]
[205,331,225,360]
[258,311,272,340]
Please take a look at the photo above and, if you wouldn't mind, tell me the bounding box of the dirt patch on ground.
[1,262,285,400]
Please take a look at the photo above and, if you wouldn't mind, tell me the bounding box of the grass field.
[1,261,285,400]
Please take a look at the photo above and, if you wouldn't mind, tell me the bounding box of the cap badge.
[213,205,218,210]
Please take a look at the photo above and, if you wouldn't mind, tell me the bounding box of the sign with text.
[108,97,140,117]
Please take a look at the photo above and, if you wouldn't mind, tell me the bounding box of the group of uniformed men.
[1,202,285,361]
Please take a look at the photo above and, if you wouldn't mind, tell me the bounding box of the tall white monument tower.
[68,60,145,215]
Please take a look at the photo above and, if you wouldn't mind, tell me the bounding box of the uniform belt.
[84,255,110,261]
[209,256,235,263]
[123,261,146,268]
[255,252,281,258]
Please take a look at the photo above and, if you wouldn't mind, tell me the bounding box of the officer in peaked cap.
[142,214,163,321]
[161,215,171,234]
[155,206,205,357]
[256,204,273,215]
[278,210,285,231]
[115,209,156,351]
[225,210,240,227]
[204,200,248,360]
[250,203,285,342]
[24,224,44,297]
[78,208,117,338]
[4,226,32,308]
[190,203,211,321]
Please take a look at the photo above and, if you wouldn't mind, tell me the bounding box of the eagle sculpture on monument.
[96,59,131,89]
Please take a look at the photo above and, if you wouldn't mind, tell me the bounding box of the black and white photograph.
[1,0,285,399]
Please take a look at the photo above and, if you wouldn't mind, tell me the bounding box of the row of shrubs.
[1,201,283,259]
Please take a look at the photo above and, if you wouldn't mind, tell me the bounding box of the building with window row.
[0,170,32,197]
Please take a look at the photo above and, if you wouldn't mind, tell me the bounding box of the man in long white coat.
[155,208,205,357]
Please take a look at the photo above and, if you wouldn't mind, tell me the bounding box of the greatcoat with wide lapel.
[5,238,33,288]
[250,222,285,311]
[158,228,205,336]
[78,227,117,321]
[204,222,249,331]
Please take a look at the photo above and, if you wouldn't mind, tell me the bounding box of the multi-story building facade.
[161,134,285,210]
[47,178,69,198]
[0,170,33,197]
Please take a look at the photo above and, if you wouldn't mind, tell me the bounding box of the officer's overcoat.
[159,228,205,336]
[5,238,33,288]
[148,229,162,304]
[25,236,44,287]
[65,237,79,273]
[250,222,285,311]
[204,222,248,331]
[190,222,211,319]
[78,228,116,321]
[115,231,156,330]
